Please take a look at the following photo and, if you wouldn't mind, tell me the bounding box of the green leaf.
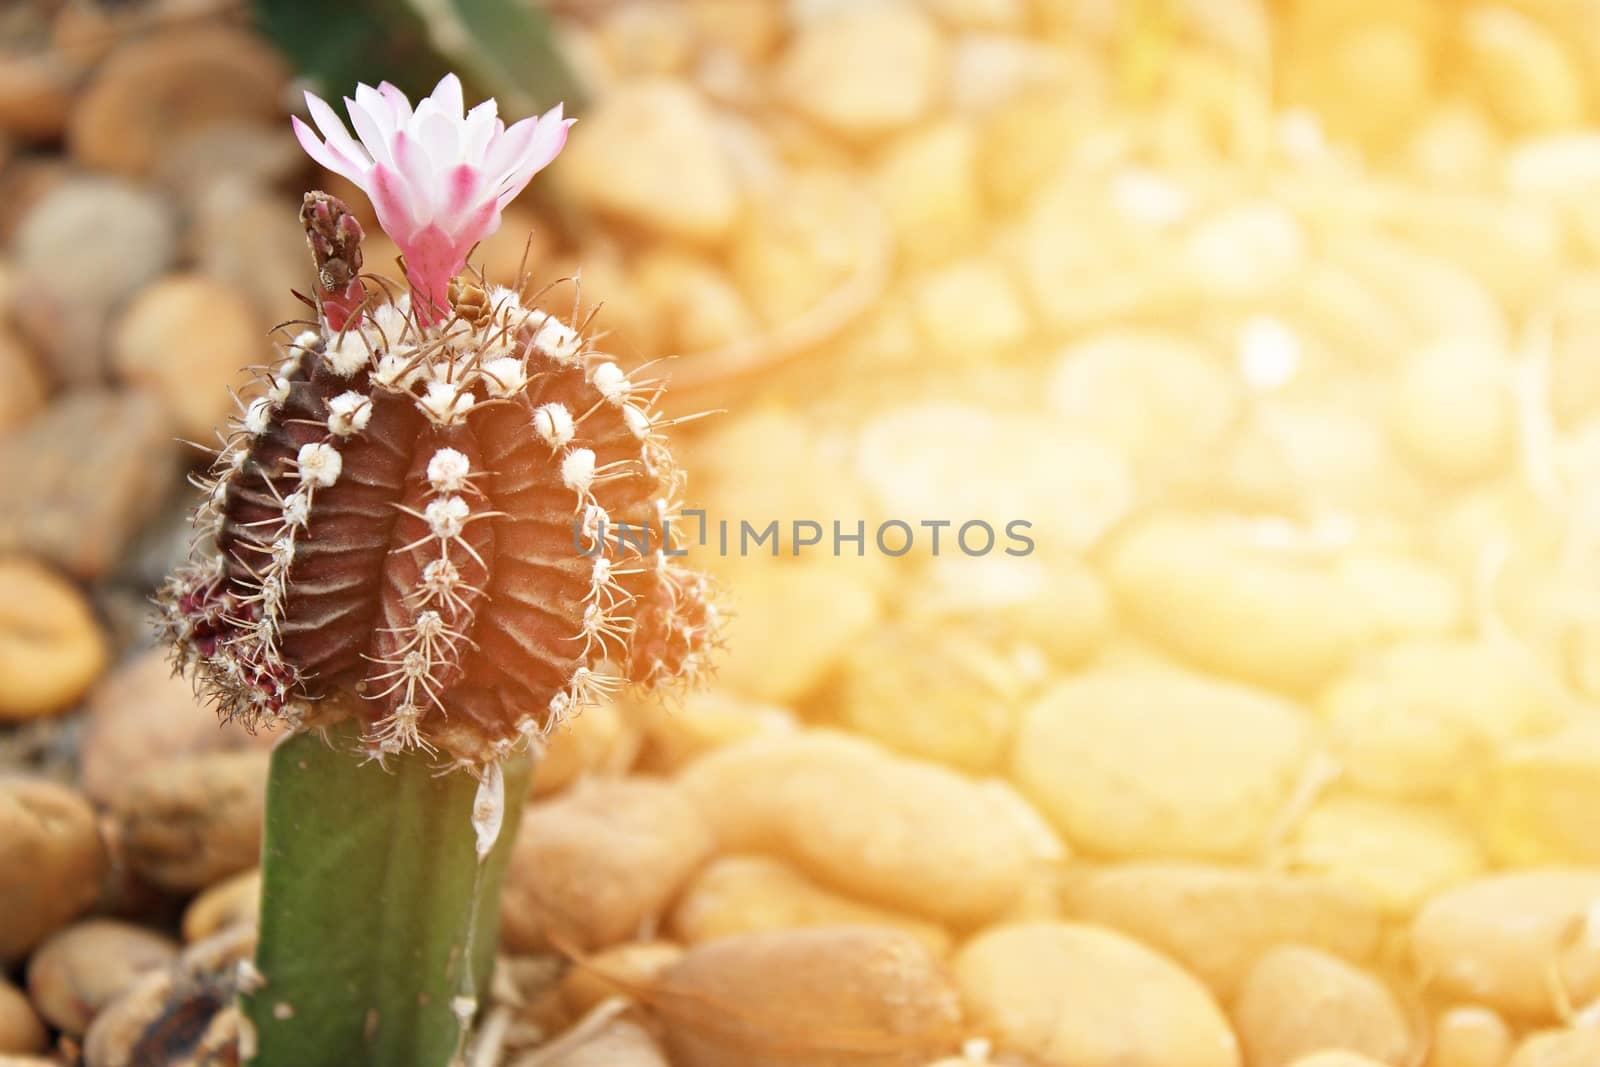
[417,0,590,116]
[251,0,586,115]
[243,723,532,1067]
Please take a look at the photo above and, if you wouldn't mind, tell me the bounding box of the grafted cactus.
[159,83,716,769]
[154,75,717,1066]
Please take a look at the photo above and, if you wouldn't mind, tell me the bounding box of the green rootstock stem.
[243,722,533,1067]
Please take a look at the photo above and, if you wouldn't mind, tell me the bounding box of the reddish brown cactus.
[159,194,717,767]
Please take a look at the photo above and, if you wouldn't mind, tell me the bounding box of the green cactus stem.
[242,719,532,1067]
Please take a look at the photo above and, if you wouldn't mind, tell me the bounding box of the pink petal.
[429,73,465,122]
[377,81,414,123]
[481,115,539,184]
[494,110,571,207]
[400,223,469,322]
[453,198,499,250]
[391,129,440,226]
[345,96,396,170]
[461,100,499,160]
[417,110,461,168]
[292,115,368,186]
[369,164,419,243]
[305,92,371,170]
[441,163,485,229]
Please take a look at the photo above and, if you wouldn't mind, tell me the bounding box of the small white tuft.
[561,448,596,494]
[421,557,460,596]
[424,495,470,539]
[623,404,651,439]
[268,376,292,405]
[296,442,343,487]
[591,362,628,403]
[324,332,370,377]
[419,380,474,425]
[371,301,411,344]
[532,403,575,449]
[282,489,311,527]
[534,317,581,361]
[326,391,374,436]
[291,329,321,352]
[244,397,274,436]
[479,356,527,398]
[372,351,423,393]
[426,448,472,494]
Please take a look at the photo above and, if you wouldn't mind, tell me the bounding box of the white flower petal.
[430,72,465,122]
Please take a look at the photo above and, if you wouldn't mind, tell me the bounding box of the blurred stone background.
[7,1,1600,1065]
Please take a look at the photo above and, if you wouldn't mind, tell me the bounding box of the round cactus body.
[160,211,717,766]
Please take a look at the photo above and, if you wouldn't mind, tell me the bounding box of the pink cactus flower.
[292,73,573,322]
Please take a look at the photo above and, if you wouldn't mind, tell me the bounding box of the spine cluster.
[160,242,718,766]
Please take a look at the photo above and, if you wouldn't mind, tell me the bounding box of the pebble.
[0,778,106,960]
[111,274,263,442]
[1506,1028,1600,1067]
[711,562,880,705]
[26,920,178,1036]
[1013,667,1315,860]
[909,256,1033,365]
[79,646,272,809]
[902,554,1109,667]
[1234,946,1412,1067]
[500,778,715,952]
[669,854,952,956]
[855,405,1132,557]
[110,750,269,892]
[1460,7,1585,134]
[556,79,742,243]
[776,5,948,141]
[1183,200,1308,301]
[9,177,178,384]
[1285,1054,1393,1067]
[189,178,316,328]
[1047,328,1239,480]
[1388,338,1514,482]
[1337,553,1464,643]
[632,251,760,355]
[1321,638,1566,799]
[81,927,251,1067]
[181,868,260,943]
[1105,513,1374,691]
[153,121,306,202]
[534,699,634,797]
[0,980,45,1055]
[67,26,287,178]
[0,391,180,580]
[1410,870,1600,1022]
[559,940,684,1016]
[656,926,962,1067]
[1430,1005,1513,1067]
[1467,721,1600,866]
[542,1018,672,1067]
[728,169,876,326]
[631,691,797,775]
[680,730,1033,925]
[0,326,47,434]
[1281,794,1486,916]
[953,921,1239,1067]
[1057,863,1382,998]
[832,622,1021,772]
[0,558,107,721]
[870,120,982,266]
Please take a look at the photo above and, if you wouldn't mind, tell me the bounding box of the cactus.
[156,76,717,1066]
